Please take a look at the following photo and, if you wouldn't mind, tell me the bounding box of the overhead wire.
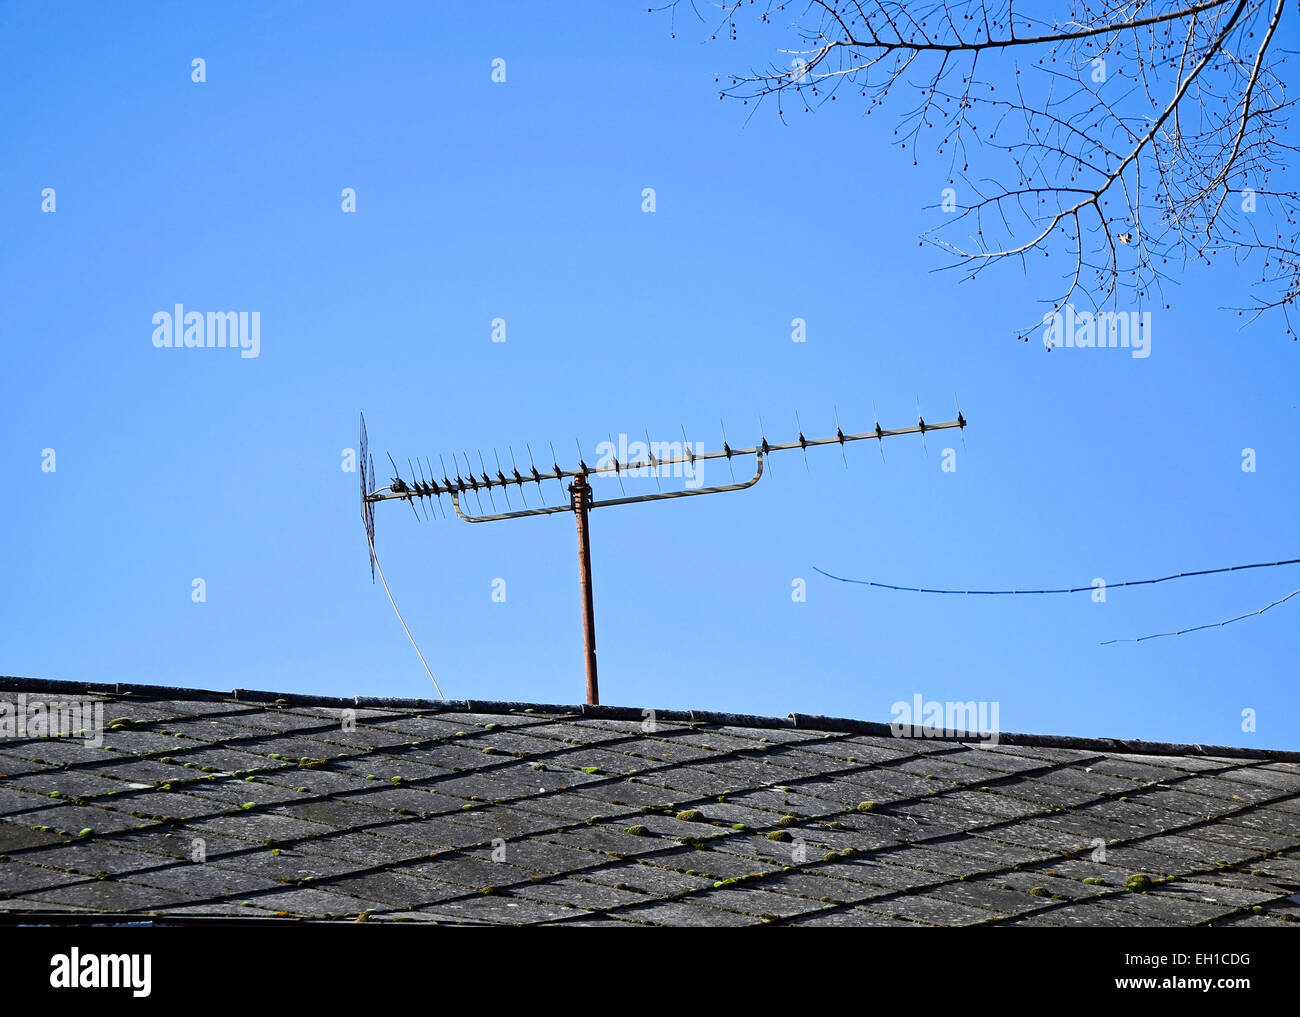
[812,557,1300,595]
[813,557,1300,645]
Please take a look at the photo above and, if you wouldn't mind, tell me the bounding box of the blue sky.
[2,1,1296,750]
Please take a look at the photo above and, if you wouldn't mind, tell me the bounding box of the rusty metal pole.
[569,474,599,705]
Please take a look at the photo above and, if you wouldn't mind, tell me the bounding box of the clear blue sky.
[2,1,1296,749]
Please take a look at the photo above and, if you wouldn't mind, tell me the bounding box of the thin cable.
[366,529,445,699]
[813,557,1300,596]
[1102,588,1300,644]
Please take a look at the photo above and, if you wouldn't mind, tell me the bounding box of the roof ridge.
[1,674,1297,763]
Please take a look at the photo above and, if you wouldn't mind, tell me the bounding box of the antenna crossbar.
[365,417,964,503]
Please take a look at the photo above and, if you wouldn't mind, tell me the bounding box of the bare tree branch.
[662,0,1299,340]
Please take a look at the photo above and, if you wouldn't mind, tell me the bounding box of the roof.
[2,676,1299,926]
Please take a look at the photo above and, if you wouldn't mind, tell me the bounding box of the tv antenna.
[360,406,967,705]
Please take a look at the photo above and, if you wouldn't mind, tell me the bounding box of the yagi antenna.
[362,408,967,706]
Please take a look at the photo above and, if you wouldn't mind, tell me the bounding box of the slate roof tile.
[938,833,1056,867]
[860,893,998,926]
[427,893,593,925]
[927,879,1055,917]
[1004,902,1168,927]
[694,885,830,918]
[0,860,87,896]
[606,899,762,926]
[786,906,911,926]
[1213,913,1300,928]
[12,841,179,879]
[580,860,716,896]
[24,879,205,912]
[208,847,360,883]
